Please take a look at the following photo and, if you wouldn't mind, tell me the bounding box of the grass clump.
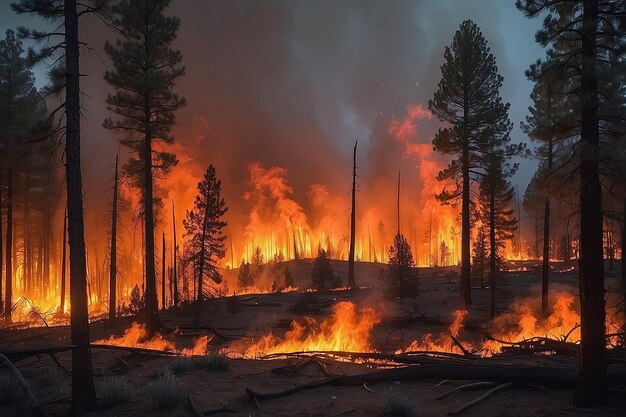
[193,353,230,371]
[148,369,185,410]
[101,376,136,408]
[169,356,196,374]
[384,389,416,417]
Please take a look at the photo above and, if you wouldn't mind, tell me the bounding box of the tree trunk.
[4,169,13,324]
[622,198,626,306]
[461,136,472,307]
[24,171,30,295]
[65,0,96,412]
[0,171,3,313]
[542,198,550,317]
[143,115,160,335]
[109,156,118,325]
[43,172,50,293]
[348,141,357,289]
[60,206,67,313]
[162,231,166,311]
[194,204,209,324]
[574,0,606,407]
[172,199,178,307]
[489,191,496,319]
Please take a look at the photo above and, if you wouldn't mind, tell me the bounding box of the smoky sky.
[1,0,545,239]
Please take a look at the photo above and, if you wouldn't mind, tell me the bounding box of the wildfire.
[396,309,471,355]
[238,301,382,357]
[93,322,211,356]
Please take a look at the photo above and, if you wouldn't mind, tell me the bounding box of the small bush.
[102,376,135,408]
[384,389,416,417]
[225,297,242,315]
[193,353,230,371]
[292,292,319,313]
[148,369,185,410]
[169,356,196,374]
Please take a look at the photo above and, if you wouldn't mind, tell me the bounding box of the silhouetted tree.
[104,0,185,335]
[428,20,520,307]
[517,0,626,405]
[183,165,227,321]
[237,261,254,292]
[472,225,488,288]
[386,232,418,299]
[284,266,294,288]
[109,155,119,325]
[311,249,340,291]
[348,141,357,289]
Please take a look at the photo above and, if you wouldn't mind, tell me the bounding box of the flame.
[239,301,382,357]
[396,309,471,355]
[93,322,211,355]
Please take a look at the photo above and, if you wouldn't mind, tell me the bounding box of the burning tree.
[428,20,521,307]
[104,0,186,335]
[183,165,227,321]
[386,232,418,299]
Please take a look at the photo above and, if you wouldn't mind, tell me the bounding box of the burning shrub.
[148,369,185,410]
[384,389,416,417]
[385,233,419,299]
[311,249,341,291]
[101,376,136,408]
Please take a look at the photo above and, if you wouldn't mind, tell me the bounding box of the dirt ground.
[0,259,625,417]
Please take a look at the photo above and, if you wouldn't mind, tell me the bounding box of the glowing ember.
[239,301,382,357]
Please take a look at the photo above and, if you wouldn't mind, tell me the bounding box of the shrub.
[384,389,416,417]
[169,356,196,374]
[102,376,135,408]
[193,353,230,371]
[148,369,185,410]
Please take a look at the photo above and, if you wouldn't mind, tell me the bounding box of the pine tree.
[472,225,488,288]
[237,261,254,292]
[311,249,339,291]
[478,154,517,318]
[183,165,227,321]
[386,232,418,299]
[428,20,521,307]
[104,0,185,335]
[284,266,295,288]
[517,0,626,405]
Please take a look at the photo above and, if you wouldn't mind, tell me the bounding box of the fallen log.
[0,345,76,363]
[90,344,180,357]
[449,382,515,415]
[245,361,626,402]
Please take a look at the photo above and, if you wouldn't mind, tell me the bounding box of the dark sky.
[0,0,546,239]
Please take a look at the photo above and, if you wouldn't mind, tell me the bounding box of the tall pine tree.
[428,20,520,307]
[104,0,185,335]
[183,165,227,322]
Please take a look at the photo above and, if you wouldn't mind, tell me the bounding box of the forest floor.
[0,259,625,417]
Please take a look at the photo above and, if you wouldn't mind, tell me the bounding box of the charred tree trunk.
[542,198,550,317]
[143,115,160,335]
[461,130,472,307]
[172,199,178,307]
[43,172,50,293]
[162,231,166,311]
[489,191,496,319]
[0,171,3,312]
[348,141,357,289]
[60,206,67,313]
[622,198,626,306]
[65,0,96,412]
[4,169,13,324]
[574,0,606,406]
[109,156,118,325]
[194,205,209,324]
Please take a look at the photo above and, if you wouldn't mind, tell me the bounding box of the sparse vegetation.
[193,353,230,371]
[384,389,416,417]
[148,369,185,410]
[101,376,136,408]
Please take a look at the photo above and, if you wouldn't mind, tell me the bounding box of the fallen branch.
[0,345,76,363]
[449,382,515,415]
[436,381,498,400]
[0,353,49,417]
[90,344,180,357]
[246,376,342,401]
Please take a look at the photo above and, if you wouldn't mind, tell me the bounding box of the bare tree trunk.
[162,230,166,311]
[461,133,472,307]
[194,205,209,324]
[0,171,3,312]
[60,205,67,313]
[172,199,178,307]
[542,198,550,317]
[489,191,496,319]
[4,169,13,324]
[574,0,606,406]
[109,156,118,325]
[143,115,160,335]
[622,198,626,306]
[43,171,50,293]
[348,141,357,289]
[65,0,96,411]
